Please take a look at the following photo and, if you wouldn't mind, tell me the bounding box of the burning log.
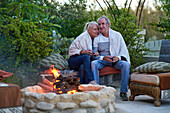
[78,84,104,91]
[43,78,53,87]
[53,75,80,94]
[39,65,81,94]
[37,82,53,92]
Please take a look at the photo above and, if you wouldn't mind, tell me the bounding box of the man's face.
[98,18,110,34]
[88,24,99,38]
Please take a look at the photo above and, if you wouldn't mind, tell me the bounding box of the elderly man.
[68,21,99,84]
[91,16,130,101]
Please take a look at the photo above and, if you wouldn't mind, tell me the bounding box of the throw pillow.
[133,62,170,73]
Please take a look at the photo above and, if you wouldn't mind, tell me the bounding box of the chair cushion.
[131,72,170,89]
[131,72,160,85]
[133,62,170,73]
[99,66,121,76]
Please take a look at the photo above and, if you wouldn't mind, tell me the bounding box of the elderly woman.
[68,21,99,84]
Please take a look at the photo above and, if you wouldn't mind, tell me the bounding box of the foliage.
[1,0,45,21]
[0,0,62,87]
[0,57,40,88]
[0,15,55,87]
[140,6,165,41]
[0,16,54,64]
[52,33,74,60]
[0,0,61,33]
[42,0,89,38]
[36,0,91,58]
[151,0,170,39]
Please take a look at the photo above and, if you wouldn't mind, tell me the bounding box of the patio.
[0,83,170,113]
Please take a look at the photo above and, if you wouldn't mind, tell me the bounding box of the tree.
[55,0,89,38]
[140,5,165,41]
[151,0,170,39]
[0,0,60,87]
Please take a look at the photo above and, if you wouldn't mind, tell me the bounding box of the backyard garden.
[0,0,169,88]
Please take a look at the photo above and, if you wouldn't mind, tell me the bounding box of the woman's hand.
[94,52,99,56]
[80,49,93,55]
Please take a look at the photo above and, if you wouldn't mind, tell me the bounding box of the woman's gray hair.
[97,16,111,26]
[84,21,98,31]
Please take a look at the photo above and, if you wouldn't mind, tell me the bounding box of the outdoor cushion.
[131,72,170,90]
[40,53,69,70]
[99,66,121,76]
[133,62,170,73]
[131,72,160,85]
[0,70,14,82]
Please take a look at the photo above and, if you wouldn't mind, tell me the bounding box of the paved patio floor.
[115,87,170,113]
[0,84,170,113]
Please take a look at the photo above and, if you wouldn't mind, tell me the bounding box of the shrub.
[0,16,54,64]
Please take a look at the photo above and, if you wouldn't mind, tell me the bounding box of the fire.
[67,90,78,95]
[48,65,60,78]
[45,65,78,94]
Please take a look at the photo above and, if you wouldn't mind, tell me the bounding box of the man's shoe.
[89,80,98,85]
[120,92,128,101]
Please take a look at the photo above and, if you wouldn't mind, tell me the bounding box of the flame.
[50,82,53,85]
[43,65,79,94]
[55,80,60,82]
[50,65,60,78]
[67,90,78,95]
[59,91,62,94]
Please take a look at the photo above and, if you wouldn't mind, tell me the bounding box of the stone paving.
[0,107,22,113]
[1,83,170,113]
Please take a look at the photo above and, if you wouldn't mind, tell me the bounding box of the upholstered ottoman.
[129,72,170,106]
[0,83,21,108]
[0,70,21,108]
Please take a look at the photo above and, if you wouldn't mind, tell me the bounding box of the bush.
[0,16,55,87]
[52,33,74,59]
[0,16,54,64]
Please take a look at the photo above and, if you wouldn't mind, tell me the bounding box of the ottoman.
[0,83,21,108]
[129,72,170,107]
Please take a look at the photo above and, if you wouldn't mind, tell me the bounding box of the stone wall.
[21,85,116,113]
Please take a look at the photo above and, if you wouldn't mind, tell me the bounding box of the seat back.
[159,40,170,63]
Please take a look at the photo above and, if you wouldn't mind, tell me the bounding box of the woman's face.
[88,24,99,38]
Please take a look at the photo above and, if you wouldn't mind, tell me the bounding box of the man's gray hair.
[84,21,98,31]
[97,16,111,26]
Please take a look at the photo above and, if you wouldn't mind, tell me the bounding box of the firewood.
[40,70,80,94]
[78,85,104,91]
[43,78,53,87]
[37,82,53,92]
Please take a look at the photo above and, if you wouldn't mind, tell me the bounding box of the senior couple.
[68,16,130,101]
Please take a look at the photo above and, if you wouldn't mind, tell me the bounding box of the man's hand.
[103,56,112,62]
[112,56,119,63]
[80,49,93,55]
[103,56,119,63]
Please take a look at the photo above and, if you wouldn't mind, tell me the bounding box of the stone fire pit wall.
[21,85,116,113]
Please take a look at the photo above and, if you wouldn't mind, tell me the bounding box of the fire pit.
[20,66,116,113]
[21,85,116,113]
